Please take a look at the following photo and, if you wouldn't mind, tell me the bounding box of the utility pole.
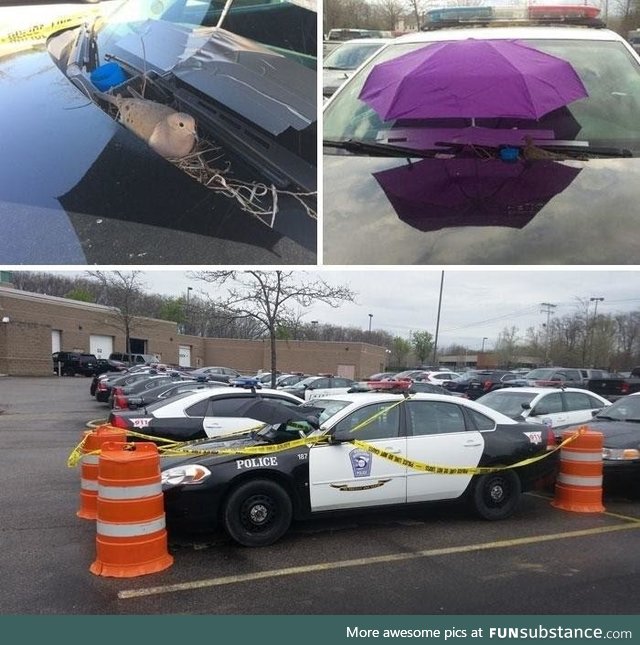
[589,297,604,367]
[432,271,445,366]
[540,302,556,366]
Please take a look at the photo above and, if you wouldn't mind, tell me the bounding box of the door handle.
[383,447,402,454]
[464,440,482,447]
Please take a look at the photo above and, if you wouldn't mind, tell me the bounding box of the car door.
[309,401,406,512]
[561,391,606,425]
[526,391,567,429]
[202,394,301,436]
[404,400,485,502]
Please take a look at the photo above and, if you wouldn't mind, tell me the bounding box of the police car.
[160,383,559,547]
[108,385,304,442]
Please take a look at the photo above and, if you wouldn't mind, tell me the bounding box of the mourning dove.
[96,92,197,159]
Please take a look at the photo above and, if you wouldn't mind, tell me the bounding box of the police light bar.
[527,5,600,20]
[366,379,412,393]
[230,377,263,389]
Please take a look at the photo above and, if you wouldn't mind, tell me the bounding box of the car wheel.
[469,469,521,520]
[223,479,292,547]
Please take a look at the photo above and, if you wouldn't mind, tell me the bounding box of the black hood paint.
[0,43,315,264]
[571,419,640,449]
[323,152,640,265]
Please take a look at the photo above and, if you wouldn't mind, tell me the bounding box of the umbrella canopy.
[358,39,588,122]
[232,397,321,428]
[372,157,582,232]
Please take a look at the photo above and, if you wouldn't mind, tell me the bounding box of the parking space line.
[118,521,640,599]
[528,492,640,523]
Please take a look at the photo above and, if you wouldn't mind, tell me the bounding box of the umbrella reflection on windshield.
[372,157,582,232]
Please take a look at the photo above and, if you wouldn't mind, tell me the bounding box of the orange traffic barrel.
[77,425,127,520]
[90,441,173,578]
[551,428,604,513]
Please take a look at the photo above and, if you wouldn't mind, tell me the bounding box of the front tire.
[223,479,292,547]
[470,469,521,520]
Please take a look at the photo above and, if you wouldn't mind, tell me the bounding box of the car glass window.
[262,395,300,409]
[406,401,466,436]
[535,392,563,414]
[563,392,594,411]
[333,378,352,387]
[587,394,606,408]
[206,396,253,417]
[311,378,330,389]
[465,408,496,431]
[332,402,400,440]
[185,399,209,417]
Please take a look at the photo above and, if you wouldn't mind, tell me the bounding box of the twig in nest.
[174,137,317,227]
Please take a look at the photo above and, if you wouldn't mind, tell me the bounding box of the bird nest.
[173,139,317,229]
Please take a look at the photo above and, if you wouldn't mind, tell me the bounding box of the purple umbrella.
[358,39,588,122]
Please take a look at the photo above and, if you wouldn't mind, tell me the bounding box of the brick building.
[0,286,389,378]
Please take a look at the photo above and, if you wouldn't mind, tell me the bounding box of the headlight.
[161,465,211,486]
[602,448,640,461]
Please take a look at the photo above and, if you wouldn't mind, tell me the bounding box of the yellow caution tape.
[0,12,94,45]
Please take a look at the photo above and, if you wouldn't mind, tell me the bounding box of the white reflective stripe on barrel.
[96,516,166,538]
[560,450,602,462]
[557,473,603,487]
[82,454,100,465]
[97,482,162,499]
[81,478,99,491]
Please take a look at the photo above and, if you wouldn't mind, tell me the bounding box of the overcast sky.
[42,268,640,350]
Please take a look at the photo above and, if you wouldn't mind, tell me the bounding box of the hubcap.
[489,482,505,504]
[249,503,269,525]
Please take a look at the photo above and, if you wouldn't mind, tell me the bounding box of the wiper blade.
[525,142,633,159]
[323,138,450,158]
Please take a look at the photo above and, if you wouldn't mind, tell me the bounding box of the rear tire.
[470,469,521,520]
[223,479,292,547]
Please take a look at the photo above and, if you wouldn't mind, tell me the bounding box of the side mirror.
[521,402,531,410]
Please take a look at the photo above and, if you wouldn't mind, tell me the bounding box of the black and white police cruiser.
[160,381,559,546]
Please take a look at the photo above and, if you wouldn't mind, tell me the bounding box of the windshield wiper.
[526,142,634,159]
[323,138,451,158]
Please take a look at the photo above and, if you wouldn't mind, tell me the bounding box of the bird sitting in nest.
[96,91,197,159]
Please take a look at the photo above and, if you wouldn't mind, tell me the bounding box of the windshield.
[97,0,316,62]
[596,396,640,421]
[290,376,319,390]
[324,42,384,70]
[324,38,640,155]
[299,398,351,424]
[477,391,537,417]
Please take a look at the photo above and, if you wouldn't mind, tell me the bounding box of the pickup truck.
[586,367,640,402]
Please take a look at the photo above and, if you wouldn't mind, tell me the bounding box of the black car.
[562,393,640,497]
[113,379,228,411]
[108,373,193,407]
[1,0,316,264]
[444,371,520,400]
[93,369,174,403]
[323,20,640,265]
[52,351,98,377]
[159,391,558,546]
[188,366,244,383]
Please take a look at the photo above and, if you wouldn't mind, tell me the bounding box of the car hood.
[0,43,314,264]
[323,153,640,264]
[574,420,640,449]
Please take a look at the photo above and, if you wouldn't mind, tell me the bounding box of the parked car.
[416,371,462,385]
[94,358,128,375]
[159,389,558,546]
[112,379,229,411]
[279,375,357,400]
[562,392,640,497]
[515,368,585,387]
[94,369,177,403]
[323,9,640,264]
[109,386,305,442]
[0,0,317,264]
[585,367,640,402]
[475,387,611,433]
[323,38,389,98]
[189,366,244,383]
[108,353,159,366]
[444,370,521,399]
[108,373,193,408]
[52,351,98,377]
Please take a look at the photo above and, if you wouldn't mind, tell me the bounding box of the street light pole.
[185,286,193,335]
[432,270,445,366]
[481,337,488,352]
[589,297,604,367]
[368,313,373,334]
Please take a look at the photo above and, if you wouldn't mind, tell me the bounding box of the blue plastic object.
[230,377,262,389]
[90,62,126,92]
[499,146,520,163]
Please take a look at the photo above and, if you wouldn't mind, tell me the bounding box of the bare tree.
[86,271,146,357]
[191,271,356,386]
[377,0,405,30]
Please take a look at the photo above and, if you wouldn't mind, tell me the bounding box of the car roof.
[489,386,606,396]
[306,391,520,424]
[392,26,626,45]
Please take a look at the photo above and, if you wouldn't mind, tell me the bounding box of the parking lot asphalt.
[1,376,640,615]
